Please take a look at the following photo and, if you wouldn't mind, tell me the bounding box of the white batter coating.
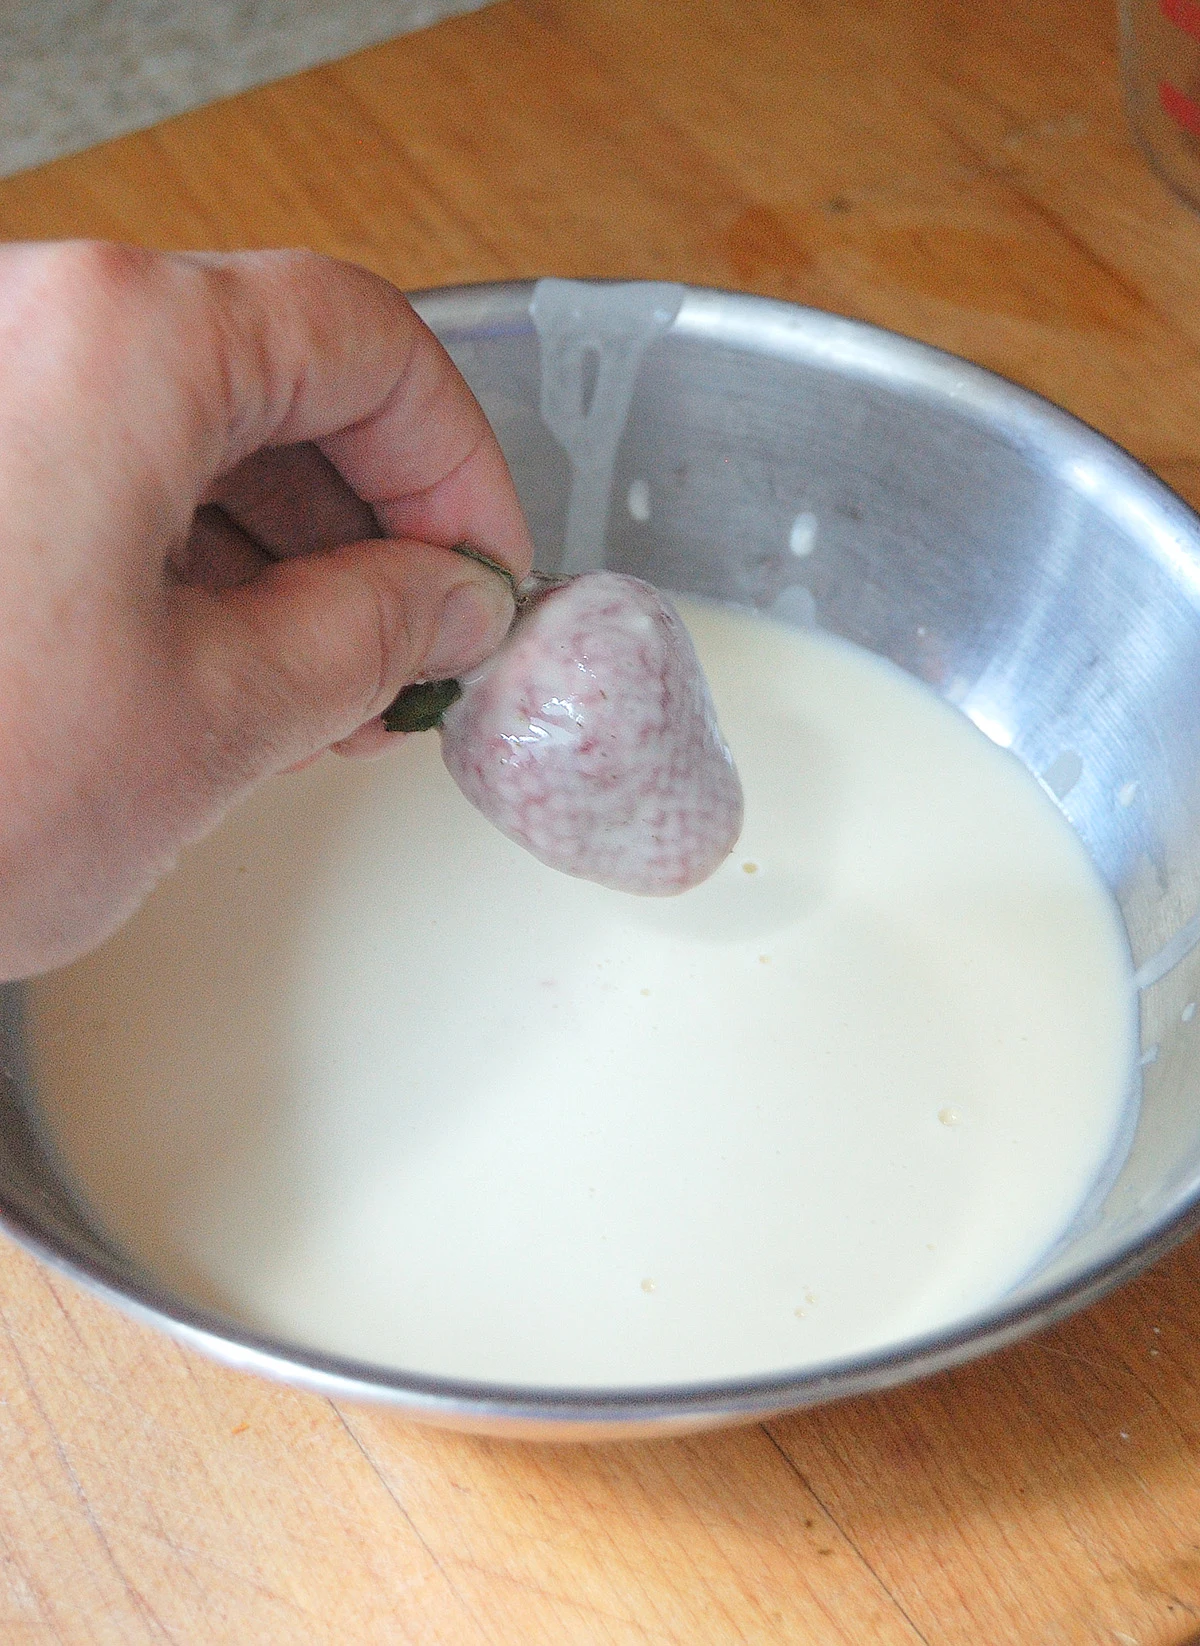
[442,573,743,895]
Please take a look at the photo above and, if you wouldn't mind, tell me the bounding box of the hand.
[0,241,533,979]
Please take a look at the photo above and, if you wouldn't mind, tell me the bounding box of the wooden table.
[2,1,1200,1639]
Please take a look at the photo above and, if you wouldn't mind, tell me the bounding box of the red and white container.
[1123,0,1200,205]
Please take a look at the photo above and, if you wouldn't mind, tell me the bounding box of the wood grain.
[3,0,1200,1640]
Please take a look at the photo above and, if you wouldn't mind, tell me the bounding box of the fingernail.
[422,574,515,679]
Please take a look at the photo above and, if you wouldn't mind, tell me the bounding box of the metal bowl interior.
[3,279,1200,1438]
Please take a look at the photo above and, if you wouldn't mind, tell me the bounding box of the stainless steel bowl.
[4,279,1200,1439]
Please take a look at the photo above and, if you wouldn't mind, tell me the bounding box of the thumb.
[177,537,515,776]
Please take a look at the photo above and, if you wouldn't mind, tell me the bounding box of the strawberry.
[384,564,743,895]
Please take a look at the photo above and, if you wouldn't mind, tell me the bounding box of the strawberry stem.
[382,677,463,733]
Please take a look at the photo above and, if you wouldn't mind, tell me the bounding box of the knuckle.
[1,242,171,401]
[38,239,159,317]
[189,250,328,455]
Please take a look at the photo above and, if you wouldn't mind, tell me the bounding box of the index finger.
[181,248,534,583]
